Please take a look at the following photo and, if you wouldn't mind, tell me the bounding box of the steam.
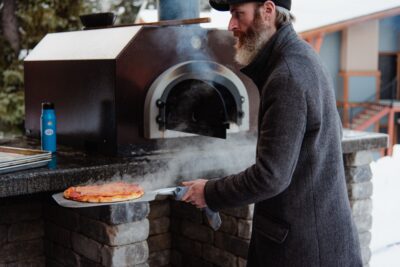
[134,135,256,191]
[81,134,256,192]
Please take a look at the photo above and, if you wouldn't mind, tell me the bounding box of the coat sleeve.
[204,72,308,211]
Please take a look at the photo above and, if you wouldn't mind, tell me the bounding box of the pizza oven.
[24,10,259,156]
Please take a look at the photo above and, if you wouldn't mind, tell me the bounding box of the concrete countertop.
[342,129,388,154]
[0,129,388,198]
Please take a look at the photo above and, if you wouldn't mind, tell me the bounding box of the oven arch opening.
[144,60,249,139]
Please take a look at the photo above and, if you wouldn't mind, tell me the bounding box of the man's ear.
[262,0,276,20]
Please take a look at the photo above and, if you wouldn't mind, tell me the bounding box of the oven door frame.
[144,60,250,139]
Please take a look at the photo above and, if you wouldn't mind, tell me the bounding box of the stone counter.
[0,130,388,267]
[0,130,388,198]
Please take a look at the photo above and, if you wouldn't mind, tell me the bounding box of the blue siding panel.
[319,32,342,99]
[379,15,400,52]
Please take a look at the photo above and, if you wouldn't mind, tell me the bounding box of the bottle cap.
[42,102,54,110]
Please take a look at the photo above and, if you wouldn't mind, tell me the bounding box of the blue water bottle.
[41,102,57,153]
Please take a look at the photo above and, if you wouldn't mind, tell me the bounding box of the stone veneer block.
[101,241,148,266]
[149,217,170,236]
[0,239,43,263]
[170,250,182,267]
[361,246,371,265]
[174,235,202,257]
[172,250,213,267]
[358,231,372,248]
[5,257,45,267]
[347,182,373,200]
[0,225,7,246]
[147,233,171,252]
[45,221,72,248]
[203,244,238,267]
[0,202,42,224]
[148,201,170,220]
[215,232,250,259]
[171,201,203,223]
[71,232,102,263]
[148,250,170,266]
[45,240,80,267]
[353,214,373,233]
[80,256,103,267]
[8,220,44,242]
[219,213,238,235]
[79,216,149,246]
[238,219,252,240]
[238,257,247,267]
[345,165,373,183]
[222,205,254,219]
[170,218,182,234]
[77,202,150,225]
[43,203,80,232]
[344,151,373,167]
[181,220,214,243]
[351,199,372,217]
[46,258,63,267]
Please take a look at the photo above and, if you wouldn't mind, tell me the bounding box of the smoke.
[137,134,257,191]
[80,133,256,192]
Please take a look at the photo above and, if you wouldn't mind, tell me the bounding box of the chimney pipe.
[157,0,200,21]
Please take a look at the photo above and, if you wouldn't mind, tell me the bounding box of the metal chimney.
[157,0,200,20]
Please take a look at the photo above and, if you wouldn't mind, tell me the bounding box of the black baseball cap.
[209,0,291,11]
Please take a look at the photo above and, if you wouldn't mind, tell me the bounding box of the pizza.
[63,181,144,203]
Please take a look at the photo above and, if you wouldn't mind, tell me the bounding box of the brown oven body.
[24,26,259,155]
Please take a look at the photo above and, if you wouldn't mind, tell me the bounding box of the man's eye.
[234,11,244,19]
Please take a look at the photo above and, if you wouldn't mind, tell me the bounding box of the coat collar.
[240,23,298,89]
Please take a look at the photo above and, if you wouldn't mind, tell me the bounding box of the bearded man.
[182,0,363,266]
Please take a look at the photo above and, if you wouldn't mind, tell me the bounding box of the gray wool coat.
[204,23,363,267]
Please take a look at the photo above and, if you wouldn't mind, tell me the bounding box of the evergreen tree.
[0,0,100,132]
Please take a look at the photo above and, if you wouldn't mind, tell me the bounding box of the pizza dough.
[63,181,144,203]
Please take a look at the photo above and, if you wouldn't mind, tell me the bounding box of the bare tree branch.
[2,0,20,54]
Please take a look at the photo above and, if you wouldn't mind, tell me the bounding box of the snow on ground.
[370,145,400,266]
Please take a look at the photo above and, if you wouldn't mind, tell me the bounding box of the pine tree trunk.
[2,0,20,54]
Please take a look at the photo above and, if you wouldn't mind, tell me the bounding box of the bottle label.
[45,129,54,136]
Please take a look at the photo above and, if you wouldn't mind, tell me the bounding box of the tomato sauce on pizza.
[63,181,144,203]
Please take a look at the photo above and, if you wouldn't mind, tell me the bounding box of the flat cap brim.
[210,0,265,11]
[209,0,291,11]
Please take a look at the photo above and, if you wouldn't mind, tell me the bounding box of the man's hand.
[181,179,208,209]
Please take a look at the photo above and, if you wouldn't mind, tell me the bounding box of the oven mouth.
[161,79,235,138]
[144,60,250,139]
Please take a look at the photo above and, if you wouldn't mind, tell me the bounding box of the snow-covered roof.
[137,0,400,33]
[292,0,400,33]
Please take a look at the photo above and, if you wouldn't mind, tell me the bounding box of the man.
[182,0,362,266]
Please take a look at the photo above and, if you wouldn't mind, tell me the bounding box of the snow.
[370,145,400,266]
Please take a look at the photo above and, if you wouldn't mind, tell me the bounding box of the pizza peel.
[52,187,177,208]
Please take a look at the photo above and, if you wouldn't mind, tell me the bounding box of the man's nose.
[228,17,238,31]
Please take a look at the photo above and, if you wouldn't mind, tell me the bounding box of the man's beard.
[234,14,273,66]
